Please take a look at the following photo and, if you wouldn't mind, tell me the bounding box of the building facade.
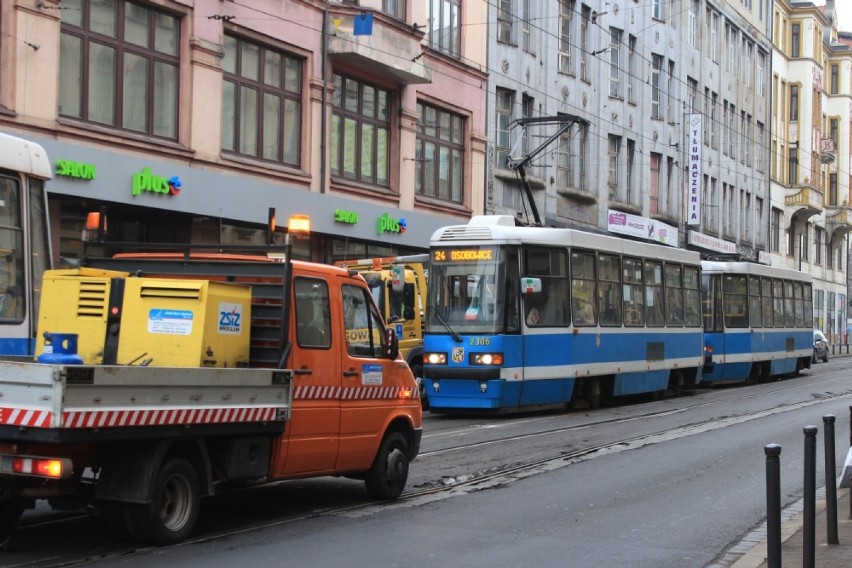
[1,0,488,266]
[485,0,773,263]
[770,0,852,342]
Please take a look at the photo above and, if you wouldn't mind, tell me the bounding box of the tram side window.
[761,278,774,328]
[803,283,813,326]
[749,277,762,327]
[772,280,784,328]
[723,275,748,328]
[598,254,622,326]
[792,282,804,327]
[701,274,723,332]
[623,258,645,326]
[524,248,569,327]
[664,264,684,326]
[783,281,795,327]
[570,251,596,325]
[645,261,664,327]
[683,266,701,327]
[0,175,24,321]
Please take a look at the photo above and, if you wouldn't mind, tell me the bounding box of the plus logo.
[218,303,244,335]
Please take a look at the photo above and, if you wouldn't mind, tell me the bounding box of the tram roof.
[700,260,813,283]
[0,132,52,179]
[432,215,701,265]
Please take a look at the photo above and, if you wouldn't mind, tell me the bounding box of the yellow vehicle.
[337,255,429,407]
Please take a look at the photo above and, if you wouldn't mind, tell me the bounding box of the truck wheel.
[126,458,200,545]
[364,431,409,500]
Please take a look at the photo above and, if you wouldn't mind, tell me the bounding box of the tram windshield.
[426,247,518,335]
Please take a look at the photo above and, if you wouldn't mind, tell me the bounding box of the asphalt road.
[3,359,851,567]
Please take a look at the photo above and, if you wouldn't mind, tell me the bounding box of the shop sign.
[376,213,407,236]
[607,209,678,247]
[334,209,359,224]
[686,113,702,226]
[131,167,182,196]
[687,230,738,254]
[56,159,96,180]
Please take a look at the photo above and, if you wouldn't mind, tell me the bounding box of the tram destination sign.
[432,246,498,263]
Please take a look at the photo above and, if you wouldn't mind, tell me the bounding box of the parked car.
[813,329,829,363]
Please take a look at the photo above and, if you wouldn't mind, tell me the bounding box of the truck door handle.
[294,368,313,376]
[343,370,359,377]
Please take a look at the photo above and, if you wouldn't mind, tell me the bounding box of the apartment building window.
[652,0,663,20]
[330,74,390,186]
[771,208,782,252]
[688,0,699,47]
[578,122,588,191]
[710,93,718,149]
[580,5,590,81]
[688,78,698,113]
[667,60,676,123]
[628,36,637,104]
[791,23,800,58]
[626,139,635,204]
[801,224,809,261]
[222,36,302,165]
[815,227,823,266]
[521,95,534,158]
[830,173,838,206]
[665,156,675,215]
[740,112,746,164]
[59,0,179,139]
[726,24,737,75]
[788,147,798,184]
[382,0,405,20]
[703,89,710,145]
[703,176,712,230]
[724,183,734,237]
[755,196,765,247]
[522,0,534,54]
[727,103,736,158]
[708,10,719,63]
[830,118,839,144]
[757,51,766,97]
[415,103,465,205]
[709,177,718,230]
[650,153,661,215]
[556,123,573,189]
[827,241,835,269]
[497,0,513,44]
[495,88,514,168]
[789,85,798,121]
[831,64,839,94]
[558,0,573,73]
[743,41,753,87]
[741,190,749,240]
[609,29,622,98]
[607,135,620,196]
[756,122,765,172]
[429,0,461,58]
[651,55,663,119]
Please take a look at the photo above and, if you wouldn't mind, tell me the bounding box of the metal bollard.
[765,444,782,568]
[803,425,818,568]
[824,415,838,545]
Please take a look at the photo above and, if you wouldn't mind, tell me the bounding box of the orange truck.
[0,216,421,545]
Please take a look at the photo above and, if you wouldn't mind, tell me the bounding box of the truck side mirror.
[385,327,399,360]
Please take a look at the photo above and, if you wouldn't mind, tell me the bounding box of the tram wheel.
[584,378,601,409]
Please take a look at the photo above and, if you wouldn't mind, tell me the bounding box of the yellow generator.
[37,268,251,368]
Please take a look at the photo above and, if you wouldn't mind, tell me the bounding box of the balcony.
[784,185,824,227]
[825,205,852,239]
[327,8,432,85]
[820,137,837,164]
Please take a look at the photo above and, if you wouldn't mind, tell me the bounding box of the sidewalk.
[729,480,852,567]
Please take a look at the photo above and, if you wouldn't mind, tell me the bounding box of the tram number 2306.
[469,337,491,346]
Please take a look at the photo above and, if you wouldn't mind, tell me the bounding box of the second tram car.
[422,216,705,413]
[699,261,813,384]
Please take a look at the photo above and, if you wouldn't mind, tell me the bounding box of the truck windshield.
[426,250,517,334]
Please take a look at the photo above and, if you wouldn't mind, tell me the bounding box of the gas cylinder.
[37,332,84,365]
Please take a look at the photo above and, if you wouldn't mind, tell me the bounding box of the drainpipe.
[320,3,329,195]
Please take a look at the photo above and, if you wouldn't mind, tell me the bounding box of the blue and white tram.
[699,261,813,385]
[0,132,52,358]
[422,215,705,413]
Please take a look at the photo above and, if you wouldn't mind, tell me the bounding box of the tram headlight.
[425,352,447,365]
[471,353,503,366]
